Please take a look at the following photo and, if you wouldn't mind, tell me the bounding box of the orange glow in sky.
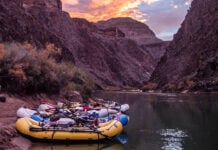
[61,0,160,23]
[61,0,192,40]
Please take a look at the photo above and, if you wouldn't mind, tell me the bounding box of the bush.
[0,42,94,97]
[141,82,158,91]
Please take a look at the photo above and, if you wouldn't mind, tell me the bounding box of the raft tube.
[15,117,123,141]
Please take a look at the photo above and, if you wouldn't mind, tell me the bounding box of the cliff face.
[0,0,75,60]
[150,0,218,92]
[0,0,165,89]
[96,17,162,45]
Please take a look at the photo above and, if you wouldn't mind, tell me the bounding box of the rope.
[51,125,56,140]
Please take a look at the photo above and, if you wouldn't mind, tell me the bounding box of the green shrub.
[0,42,94,97]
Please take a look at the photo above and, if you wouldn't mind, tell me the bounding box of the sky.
[61,0,192,41]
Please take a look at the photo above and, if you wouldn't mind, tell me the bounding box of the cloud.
[144,2,191,40]
[173,5,179,9]
[185,0,192,6]
[147,9,187,40]
[61,0,159,22]
[61,0,193,40]
[142,0,160,4]
[62,0,79,5]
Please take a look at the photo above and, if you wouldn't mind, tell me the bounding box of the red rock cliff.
[150,0,218,92]
[0,0,166,89]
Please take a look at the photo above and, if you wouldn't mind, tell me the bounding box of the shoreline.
[0,93,62,150]
[1,91,218,150]
[95,89,218,95]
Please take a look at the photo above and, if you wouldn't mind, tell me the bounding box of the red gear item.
[83,105,90,111]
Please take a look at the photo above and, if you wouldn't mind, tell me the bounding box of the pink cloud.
[61,0,193,40]
[61,0,159,22]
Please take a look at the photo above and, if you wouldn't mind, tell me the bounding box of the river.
[29,92,218,150]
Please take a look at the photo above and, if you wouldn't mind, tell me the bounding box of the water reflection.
[116,132,128,144]
[28,130,128,150]
[29,142,124,150]
[94,92,218,150]
[159,129,188,150]
[25,92,218,150]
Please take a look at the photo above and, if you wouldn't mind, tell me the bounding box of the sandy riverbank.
[0,93,61,150]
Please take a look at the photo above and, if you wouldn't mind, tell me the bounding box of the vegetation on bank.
[142,80,218,92]
[0,42,94,98]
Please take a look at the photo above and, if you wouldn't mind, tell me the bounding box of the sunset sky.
[61,0,192,40]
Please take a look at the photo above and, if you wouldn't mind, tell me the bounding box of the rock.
[0,0,166,89]
[23,0,62,10]
[141,42,169,63]
[0,96,6,102]
[96,17,162,45]
[0,126,18,150]
[150,0,218,92]
[63,91,83,102]
[142,82,158,91]
[181,90,189,94]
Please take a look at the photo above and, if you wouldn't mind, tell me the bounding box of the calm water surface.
[29,92,218,150]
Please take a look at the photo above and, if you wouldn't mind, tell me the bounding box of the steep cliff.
[0,0,164,89]
[96,17,162,45]
[150,0,218,92]
[0,0,74,60]
[96,17,167,63]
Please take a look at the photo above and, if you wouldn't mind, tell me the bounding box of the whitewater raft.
[16,117,123,141]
